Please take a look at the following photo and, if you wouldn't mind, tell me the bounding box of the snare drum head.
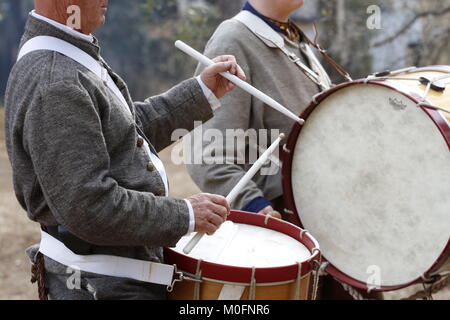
[287,83,450,287]
[175,221,312,268]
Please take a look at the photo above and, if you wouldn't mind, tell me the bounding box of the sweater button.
[147,162,155,172]
[137,138,144,148]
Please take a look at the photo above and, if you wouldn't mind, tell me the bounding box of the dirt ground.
[0,108,448,300]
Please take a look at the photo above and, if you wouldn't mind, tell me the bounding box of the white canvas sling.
[39,230,178,287]
[17,36,177,287]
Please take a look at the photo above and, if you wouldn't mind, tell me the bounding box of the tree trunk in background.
[0,0,27,100]
[417,0,450,66]
[335,0,349,67]
[317,0,373,81]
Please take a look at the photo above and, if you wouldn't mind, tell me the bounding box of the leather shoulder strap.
[233,11,332,90]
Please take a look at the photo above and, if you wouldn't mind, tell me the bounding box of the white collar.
[233,10,285,49]
[234,10,333,90]
[30,10,94,43]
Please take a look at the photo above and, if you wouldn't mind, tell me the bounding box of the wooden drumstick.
[175,41,305,125]
[183,133,286,254]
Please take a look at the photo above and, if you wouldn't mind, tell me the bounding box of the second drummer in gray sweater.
[186,1,327,217]
[187,0,384,300]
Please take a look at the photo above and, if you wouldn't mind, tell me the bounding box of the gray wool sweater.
[186,18,320,210]
[4,15,213,263]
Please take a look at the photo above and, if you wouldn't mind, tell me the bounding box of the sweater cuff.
[195,75,221,111]
[184,199,196,235]
[242,197,272,213]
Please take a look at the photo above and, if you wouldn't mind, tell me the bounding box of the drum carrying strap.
[39,230,178,287]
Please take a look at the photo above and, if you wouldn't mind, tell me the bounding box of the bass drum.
[282,66,450,291]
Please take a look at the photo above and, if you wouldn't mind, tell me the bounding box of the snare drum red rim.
[281,79,450,292]
[164,210,321,284]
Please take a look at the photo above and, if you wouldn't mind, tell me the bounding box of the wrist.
[195,76,221,110]
[184,199,196,235]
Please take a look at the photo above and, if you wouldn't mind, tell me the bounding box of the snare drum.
[164,210,321,300]
[282,66,450,291]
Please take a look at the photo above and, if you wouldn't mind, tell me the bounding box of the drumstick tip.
[174,40,184,48]
[279,133,286,140]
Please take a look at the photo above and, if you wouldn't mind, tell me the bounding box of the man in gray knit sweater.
[4,0,245,300]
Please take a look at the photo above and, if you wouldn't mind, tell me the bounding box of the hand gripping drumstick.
[175,41,305,125]
[183,134,286,254]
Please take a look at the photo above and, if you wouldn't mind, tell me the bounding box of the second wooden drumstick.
[175,41,304,125]
[183,134,286,255]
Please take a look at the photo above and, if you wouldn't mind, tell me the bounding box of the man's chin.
[97,16,106,28]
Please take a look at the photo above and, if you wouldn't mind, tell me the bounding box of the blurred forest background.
[1,0,450,101]
[0,0,449,300]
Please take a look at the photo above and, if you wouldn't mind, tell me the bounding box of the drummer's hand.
[258,206,282,220]
[200,55,246,99]
[187,193,231,235]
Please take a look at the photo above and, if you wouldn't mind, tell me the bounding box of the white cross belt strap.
[40,230,177,287]
[17,35,169,196]
[18,36,130,110]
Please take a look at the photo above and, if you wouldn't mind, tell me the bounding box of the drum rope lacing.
[421,81,432,102]
[311,258,322,300]
[175,248,319,300]
[180,262,315,300]
[193,259,203,300]
[249,267,257,300]
[294,262,303,300]
[313,260,376,300]
[338,282,369,300]
[338,272,450,300]
[402,273,450,300]
[316,261,373,301]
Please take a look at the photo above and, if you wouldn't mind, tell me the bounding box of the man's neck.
[31,10,94,43]
[35,8,65,25]
[34,7,90,35]
[248,0,290,22]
